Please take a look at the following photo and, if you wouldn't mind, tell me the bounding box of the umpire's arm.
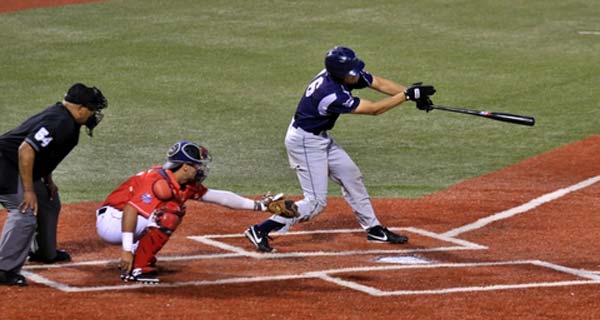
[18,141,37,214]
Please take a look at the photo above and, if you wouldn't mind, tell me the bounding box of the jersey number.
[34,127,53,147]
[305,77,324,97]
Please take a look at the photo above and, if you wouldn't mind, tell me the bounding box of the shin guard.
[133,227,170,272]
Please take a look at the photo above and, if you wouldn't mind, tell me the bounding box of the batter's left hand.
[416,97,434,113]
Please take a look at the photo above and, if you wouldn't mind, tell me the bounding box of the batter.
[245,46,436,252]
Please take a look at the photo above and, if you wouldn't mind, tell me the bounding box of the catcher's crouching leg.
[129,212,182,283]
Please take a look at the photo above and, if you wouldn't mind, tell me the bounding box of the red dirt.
[1,133,599,319]
[0,0,105,13]
[2,2,600,319]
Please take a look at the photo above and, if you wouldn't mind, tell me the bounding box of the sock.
[255,219,285,235]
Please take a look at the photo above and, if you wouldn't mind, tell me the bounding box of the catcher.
[95,140,298,283]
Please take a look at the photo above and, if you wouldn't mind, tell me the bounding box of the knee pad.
[153,202,185,235]
[155,212,182,235]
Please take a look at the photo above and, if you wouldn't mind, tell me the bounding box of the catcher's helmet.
[163,141,212,183]
[324,46,365,79]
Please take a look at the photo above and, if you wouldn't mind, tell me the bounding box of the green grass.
[1,0,599,202]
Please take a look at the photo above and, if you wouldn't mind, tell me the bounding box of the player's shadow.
[161,278,346,299]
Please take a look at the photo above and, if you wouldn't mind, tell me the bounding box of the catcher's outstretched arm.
[200,189,256,210]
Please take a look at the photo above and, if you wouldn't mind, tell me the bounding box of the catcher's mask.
[64,83,108,137]
[324,46,365,80]
[163,141,212,183]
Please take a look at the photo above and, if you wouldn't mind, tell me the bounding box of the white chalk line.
[23,252,245,270]
[443,175,600,237]
[578,31,600,35]
[23,171,600,295]
[20,270,74,292]
[23,260,600,294]
[22,226,487,292]
[316,260,600,296]
[188,227,486,259]
[531,260,600,281]
[25,227,483,270]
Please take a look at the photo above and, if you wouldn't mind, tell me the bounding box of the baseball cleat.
[122,268,160,284]
[0,270,28,287]
[120,271,135,282]
[367,226,409,244]
[244,225,275,253]
[28,249,72,264]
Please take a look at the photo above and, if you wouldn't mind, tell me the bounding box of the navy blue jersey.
[293,69,373,134]
[0,102,81,194]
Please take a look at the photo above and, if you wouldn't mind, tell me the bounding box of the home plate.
[374,256,433,264]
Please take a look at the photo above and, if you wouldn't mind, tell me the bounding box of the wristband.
[122,232,134,252]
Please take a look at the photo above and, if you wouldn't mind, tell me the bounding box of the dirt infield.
[0,0,105,13]
[2,2,600,319]
[2,133,600,319]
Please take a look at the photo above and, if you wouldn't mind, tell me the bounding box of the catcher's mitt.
[256,193,299,218]
[267,198,299,218]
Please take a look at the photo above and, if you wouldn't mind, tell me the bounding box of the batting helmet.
[163,141,212,182]
[324,46,365,79]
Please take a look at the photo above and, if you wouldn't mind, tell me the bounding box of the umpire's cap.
[324,46,365,79]
[64,83,108,111]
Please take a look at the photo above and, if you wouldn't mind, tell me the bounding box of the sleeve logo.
[343,97,355,108]
[34,127,53,147]
[142,193,153,204]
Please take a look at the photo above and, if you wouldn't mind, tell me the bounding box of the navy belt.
[97,207,108,216]
[292,122,325,136]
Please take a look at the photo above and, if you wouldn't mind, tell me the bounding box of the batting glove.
[404,82,436,101]
[416,97,434,113]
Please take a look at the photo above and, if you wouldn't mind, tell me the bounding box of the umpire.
[0,83,107,286]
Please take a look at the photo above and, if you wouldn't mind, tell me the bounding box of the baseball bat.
[430,104,535,126]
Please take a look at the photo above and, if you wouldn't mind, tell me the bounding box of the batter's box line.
[23,227,485,270]
[187,226,488,259]
[314,260,600,296]
[21,226,486,292]
[21,259,600,294]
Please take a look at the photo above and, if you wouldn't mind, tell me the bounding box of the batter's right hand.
[19,190,38,215]
[120,251,134,274]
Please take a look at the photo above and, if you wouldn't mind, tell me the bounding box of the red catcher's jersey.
[102,166,208,218]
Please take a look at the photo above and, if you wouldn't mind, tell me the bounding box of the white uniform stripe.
[302,135,319,203]
[317,93,337,115]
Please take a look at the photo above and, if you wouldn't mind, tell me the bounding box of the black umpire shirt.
[0,102,81,195]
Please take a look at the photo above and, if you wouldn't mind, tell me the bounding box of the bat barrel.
[430,105,535,127]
